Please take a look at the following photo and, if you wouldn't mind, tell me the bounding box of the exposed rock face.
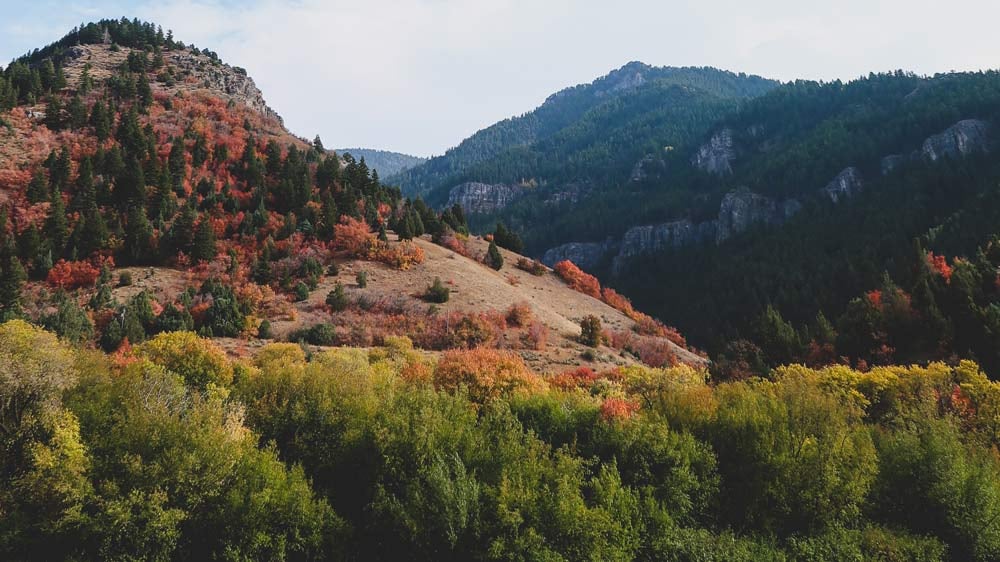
[169,52,281,123]
[446,182,523,214]
[716,189,795,242]
[541,241,614,271]
[692,128,735,175]
[822,167,864,203]
[611,220,716,271]
[921,119,990,161]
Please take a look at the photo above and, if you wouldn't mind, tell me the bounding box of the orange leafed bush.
[553,260,601,298]
[333,216,373,256]
[366,239,425,270]
[926,251,953,283]
[516,257,547,276]
[600,397,640,421]
[549,366,600,391]
[433,348,544,402]
[506,301,532,327]
[522,320,548,350]
[46,259,100,289]
[601,287,636,317]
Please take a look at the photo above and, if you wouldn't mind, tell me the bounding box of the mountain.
[389,61,778,222]
[334,147,426,177]
[4,18,1000,562]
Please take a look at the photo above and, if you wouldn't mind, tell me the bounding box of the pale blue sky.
[2,0,998,157]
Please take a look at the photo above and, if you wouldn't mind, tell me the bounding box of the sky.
[1,0,999,157]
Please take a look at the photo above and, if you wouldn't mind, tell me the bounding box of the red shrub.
[46,259,100,289]
[600,397,640,422]
[522,320,548,350]
[433,348,544,402]
[549,366,600,391]
[926,251,953,283]
[553,260,601,298]
[333,216,373,256]
[506,301,533,327]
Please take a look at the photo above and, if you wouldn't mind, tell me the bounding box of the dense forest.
[5,320,1000,560]
[608,71,1000,376]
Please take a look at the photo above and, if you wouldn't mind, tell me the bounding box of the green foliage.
[355,270,368,288]
[580,314,603,347]
[485,240,504,270]
[424,277,450,303]
[326,282,349,311]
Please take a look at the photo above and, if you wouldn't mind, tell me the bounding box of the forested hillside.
[390,62,777,209]
[334,147,426,177]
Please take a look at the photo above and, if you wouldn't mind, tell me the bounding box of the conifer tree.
[26,170,49,204]
[192,215,217,263]
[123,205,154,264]
[0,242,26,321]
[46,190,68,257]
[486,240,504,270]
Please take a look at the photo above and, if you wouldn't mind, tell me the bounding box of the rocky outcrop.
[822,167,864,203]
[542,241,614,271]
[168,51,282,123]
[921,119,990,161]
[692,128,735,175]
[716,189,798,242]
[446,182,523,214]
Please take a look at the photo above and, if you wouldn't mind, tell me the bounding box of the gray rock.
[168,51,282,123]
[822,167,863,203]
[446,182,524,214]
[611,220,716,273]
[921,119,990,161]
[716,188,788,242]
[692,128,735,176]
[541,241,614,271]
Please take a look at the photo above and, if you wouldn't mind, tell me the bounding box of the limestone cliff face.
[446,182,523,214]
[541,241,614,271]
[168,51,281,123]
[921,119,990,161]
[692,128,735,175]
[716,189,796,242]
[822,167,864,203]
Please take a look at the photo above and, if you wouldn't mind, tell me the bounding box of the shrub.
[257,319,272,339]
[46,259,100,290]
[433,348,543,402]
[580,315,603,347]
[294,282,310,302]
[424,277,450,303]
[118,271,133,287]
[516,257,547,276]
[135,331,235,389]
[332,216,372,256]
[326,282,349,312]
[506,301,532,327]
[554,260,601,298]
[485,241,504,270]
[522,320,548,350]
[356,270,368,288]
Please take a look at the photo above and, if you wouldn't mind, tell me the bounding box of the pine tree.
[26,170,49,204]
[115,155,146,208]
[123,205,154,264]
[0,242,26,321]
[486,240,504,270]
[90,99,111,141]
[191,215,217,263]
[72,157,96,212]
[45,94,64,130]
[46,190,69,257]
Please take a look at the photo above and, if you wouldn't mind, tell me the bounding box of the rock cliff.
[692,128,735,175]
[822,167,864,203]
[921,119,990,161]
[446,182,524,214]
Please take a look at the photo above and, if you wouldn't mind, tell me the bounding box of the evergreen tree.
[45,190,68,257]
[25,170,49,204]
[115,155,146,208]
[191,215,217,263]
[123,205,154,264]
[486,240,504,270]
[0,243,26,321]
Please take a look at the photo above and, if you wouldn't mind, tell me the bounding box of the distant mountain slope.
[389,62,778,208]
[334,148,427,176]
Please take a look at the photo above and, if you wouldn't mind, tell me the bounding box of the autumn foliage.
[433,348,544,402]
[46,259,102,289]
[554,260,601,298]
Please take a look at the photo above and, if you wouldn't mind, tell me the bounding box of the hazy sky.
[2,0,998,156]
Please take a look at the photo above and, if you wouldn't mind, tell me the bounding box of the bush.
[516,257,547,276]
[326,282,349,312]
[433,348,544,402]
[356,270,368,288]
[257,319,272,339]
[485,241,504,270]
[580,315,603,347]
[506,301,532,327]
[118,271,133,287]
[135,331,235,389]
[554,260,601,298]
[424,277,450,303]
[294,282,310,302]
